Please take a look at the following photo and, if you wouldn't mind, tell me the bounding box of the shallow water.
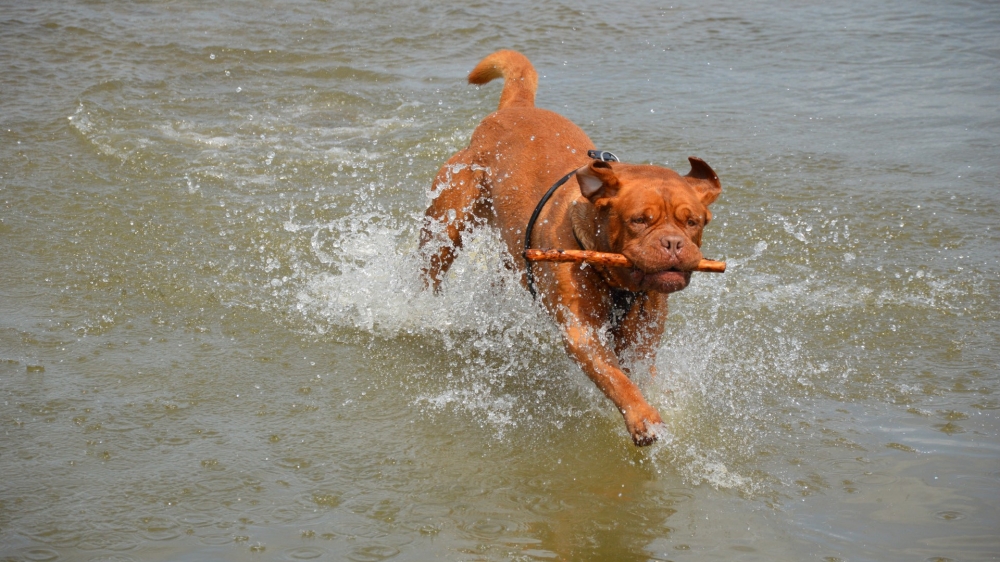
[2,1,999,560]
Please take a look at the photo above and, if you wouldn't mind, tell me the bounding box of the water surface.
[2,1,998,560]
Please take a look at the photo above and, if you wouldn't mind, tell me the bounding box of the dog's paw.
[632,429,658,447]
[623,405,664,447]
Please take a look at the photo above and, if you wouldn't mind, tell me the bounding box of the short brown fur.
[419,51,721,446]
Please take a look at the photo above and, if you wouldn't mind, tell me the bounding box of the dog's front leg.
[613,291,670,379]
[557,309,664,446]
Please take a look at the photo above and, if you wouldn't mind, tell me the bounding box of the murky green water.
[2,1,998,560]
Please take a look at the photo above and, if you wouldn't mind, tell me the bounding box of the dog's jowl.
[420,50,721,446]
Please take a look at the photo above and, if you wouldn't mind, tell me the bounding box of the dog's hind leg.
[419,150,487,292]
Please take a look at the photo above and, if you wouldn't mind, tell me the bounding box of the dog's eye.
[630,216,647,225]
[686,218,699,228]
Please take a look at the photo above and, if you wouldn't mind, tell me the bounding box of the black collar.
[522,150,619,299]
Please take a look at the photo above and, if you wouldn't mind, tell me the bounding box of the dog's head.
[573,158,721,293]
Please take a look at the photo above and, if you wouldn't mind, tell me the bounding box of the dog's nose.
[660,235,685,254]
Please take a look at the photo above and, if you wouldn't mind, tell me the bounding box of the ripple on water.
[662,488,696,504]
[458,518,510,541]
[282,546,328,560]
[75,530,139,552]
[265,505,306,523]
[270,502,326,524]
[934,510,965,521]
[182,495,230,515]
[22,519,88,548]
[136,515,181,541]
[95,418,142,433]
[160,436,192,446]
[885,442,918,453]
[115,433,162,453]
[330,520,389,540]
[20,548,60,561]
[397,503,453,536]
[347,544,401,562]
[177,512,215,527]
[194,474,244,492]
[198,533,235,546]
[404,503,453,518]
[819,456,872,477]
[298,490,343,509]
[855,470,899,486]
[275,457,313,470]
[524,495,570,516]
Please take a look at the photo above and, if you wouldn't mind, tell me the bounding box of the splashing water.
[274,183,778,494]
[55,29,997,503]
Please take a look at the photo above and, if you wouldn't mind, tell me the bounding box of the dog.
[419,50,721,446]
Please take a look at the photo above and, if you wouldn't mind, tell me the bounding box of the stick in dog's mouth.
[523,248,726,273]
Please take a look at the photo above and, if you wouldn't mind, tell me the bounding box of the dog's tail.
[468,50,537,110]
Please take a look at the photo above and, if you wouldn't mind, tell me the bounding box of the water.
[2,0,998,560]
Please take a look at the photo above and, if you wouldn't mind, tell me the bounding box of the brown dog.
[420,51,721,446]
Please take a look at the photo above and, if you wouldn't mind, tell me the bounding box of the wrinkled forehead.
[616,168,704,210]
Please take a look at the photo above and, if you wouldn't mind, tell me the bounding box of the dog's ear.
[684,156,721,206]
[576,160,620,202]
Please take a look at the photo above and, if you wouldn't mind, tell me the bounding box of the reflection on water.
[2,0,999,560]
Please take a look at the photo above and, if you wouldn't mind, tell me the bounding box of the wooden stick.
[524,248,726,273]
